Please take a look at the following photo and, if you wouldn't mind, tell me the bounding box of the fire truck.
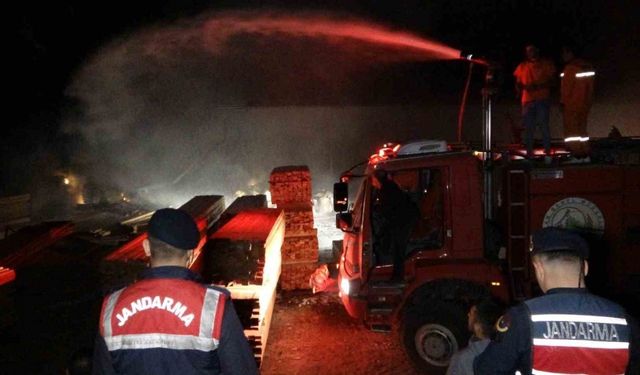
[333,137,640,373]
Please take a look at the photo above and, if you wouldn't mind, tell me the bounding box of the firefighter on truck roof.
[92,208,258,375]
[560,45,595,159]
[473,227,639,375]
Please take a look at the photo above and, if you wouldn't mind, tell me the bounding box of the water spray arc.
[203,13,463,61]
[67,10,487,209]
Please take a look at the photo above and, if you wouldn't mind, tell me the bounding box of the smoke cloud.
[62,10,467,207]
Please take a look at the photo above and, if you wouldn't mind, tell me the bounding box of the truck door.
[367,167,448,281]
[341,178,368,283]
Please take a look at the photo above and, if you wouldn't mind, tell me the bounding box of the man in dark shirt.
[371,169,420,283]
[92,208,258,375]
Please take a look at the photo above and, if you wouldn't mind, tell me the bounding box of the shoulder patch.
[496,314,511,333]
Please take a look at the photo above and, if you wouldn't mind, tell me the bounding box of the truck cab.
[333,138,640,374]
[334,140,508,373]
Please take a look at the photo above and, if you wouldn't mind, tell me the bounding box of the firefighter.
[561,45,595,159]
[514,44,556,160]
[371,169,419,284]
[92,208,258,375]
[474,227,638,374]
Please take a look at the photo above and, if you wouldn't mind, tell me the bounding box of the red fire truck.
[333,138,640,373]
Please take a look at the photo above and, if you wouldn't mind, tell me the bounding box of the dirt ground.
[261,291,420,375]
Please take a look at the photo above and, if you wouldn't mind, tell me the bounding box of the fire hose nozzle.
[460,51,490,66]
[459,50,474,60]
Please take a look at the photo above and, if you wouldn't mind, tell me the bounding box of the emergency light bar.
[369,140,448,164]
[397,140,448,156]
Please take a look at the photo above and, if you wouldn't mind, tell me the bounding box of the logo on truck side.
[542,197,605,234]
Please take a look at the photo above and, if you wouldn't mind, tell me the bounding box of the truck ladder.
[506,169,531,301]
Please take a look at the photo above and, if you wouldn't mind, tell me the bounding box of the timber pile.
[0,267,15,329]
[0,267,15,286]
[204,208,285,367]
[282,235,319,262]
[0,194,31,239]
[269,166,319,290]
[100,196,224,291]
[269,166,312,206]
[210,195,268,234]
[282,204,316,236]
[0,222,74,269]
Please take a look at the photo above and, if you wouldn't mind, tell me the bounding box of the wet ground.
[262,292,419,375]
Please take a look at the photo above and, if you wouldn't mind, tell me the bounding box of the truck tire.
[401,300,469,374]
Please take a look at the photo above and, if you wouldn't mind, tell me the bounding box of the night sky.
[5,0,639,199]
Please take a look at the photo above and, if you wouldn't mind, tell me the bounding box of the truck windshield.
[370,168,444,259]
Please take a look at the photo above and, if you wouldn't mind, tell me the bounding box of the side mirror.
[333,182,349,212]
[336,212,353,231]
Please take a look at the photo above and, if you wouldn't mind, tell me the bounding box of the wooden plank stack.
[0,266,15,329]
[0,221,74,330]
[0,194,31,240]
[203,208,285,368]
[0,267,15,286]
[0,221,74,269]
[269,166,319,290]
[100,196,225,291]
[210,195,268,234]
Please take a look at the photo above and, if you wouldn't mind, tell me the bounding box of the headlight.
[340,278,351,296]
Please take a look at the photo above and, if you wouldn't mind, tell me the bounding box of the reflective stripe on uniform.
[576,71,595,78]
[533,338,629,349]
[102,287,225,353]
[104,333,219,352]
[103,288,124,338]
[531,314,627,325]
[560,71,595,78]
[564,136,590,143]
[532,369,624,375]
[565,136,581,142]
[199,288,221,338]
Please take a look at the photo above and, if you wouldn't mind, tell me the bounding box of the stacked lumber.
[269,166,312,206]
[270,166,319,290]
[0,221,74,330]
[0,194,31,239]
[211,195,267,234]
[100,196,224,291]
[281,203,316,236]
[0,221,74,269]
[280,262,320,290]
[281,235,319,262]
[204,208,285,367]
[0,267,15,286]
[0,266,16,329]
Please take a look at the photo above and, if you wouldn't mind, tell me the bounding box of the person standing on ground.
[561,45,595,159]
[92,208,258,375]
[474,227,638,374]
[514,44,556,159]
[446,298,503,375]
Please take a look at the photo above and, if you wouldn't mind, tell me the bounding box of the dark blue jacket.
[92,266,258,375]
[474,288,639,375]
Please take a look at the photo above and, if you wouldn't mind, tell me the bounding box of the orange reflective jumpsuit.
[561,58,594,156]
[514,58,556,156]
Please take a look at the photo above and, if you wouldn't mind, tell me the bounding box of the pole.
[457,62,475,143]
[482,66,496,220]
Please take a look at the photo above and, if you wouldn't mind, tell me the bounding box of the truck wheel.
[401,301,468,374]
